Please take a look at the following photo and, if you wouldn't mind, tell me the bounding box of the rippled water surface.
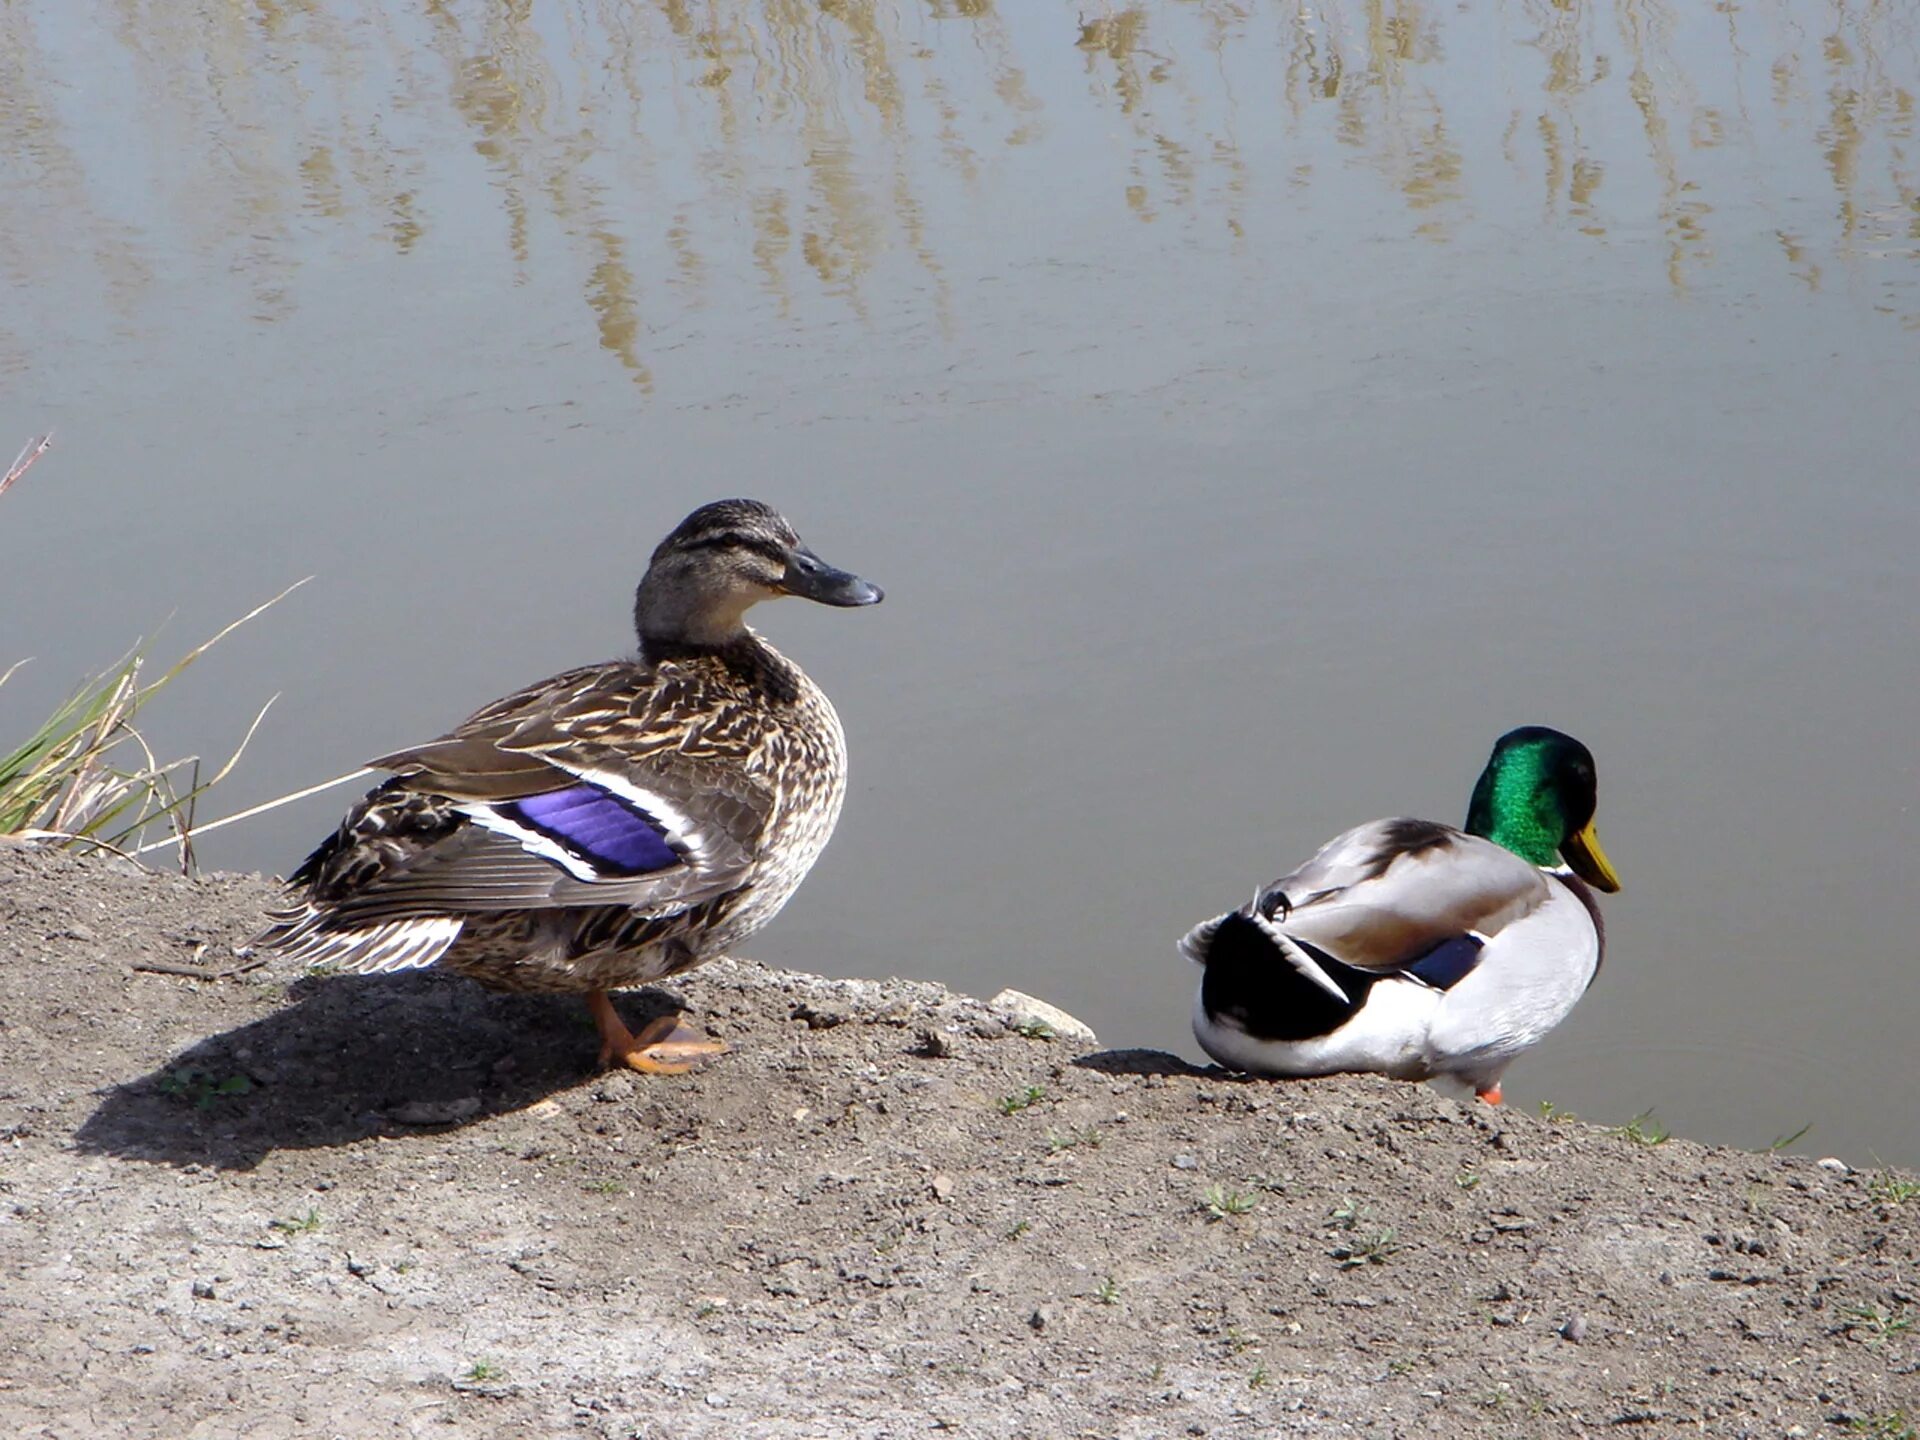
[4,0,1917,1163]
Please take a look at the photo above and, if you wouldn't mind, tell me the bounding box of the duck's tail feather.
[250,904,463,975]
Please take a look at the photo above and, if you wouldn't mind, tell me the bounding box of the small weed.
[1223,1325,1259,1356]
[1046,1126,1104,1153]
[1248,1359,1270,1389]
[1536,1100,1576,1123]
[694,1302,721,1320]
[462,1359,504,1383]
[996,1086,1045,1115]
[1840,1303,1914,1348]
[1004,1218,1031,1241]
[158,1068,253,1110]
[1203,1184,1258,1221]
[392,1259,415,1274]
[268,1208,322,1236]
[1146,1361,1165,1385]
[583,1179,624,1196]
[1766,1122,1813,1153]
[1387,1357,1417,1377]
[1454,1171,1481,1191]
[1094,1275,1120,1305]
[1611,1109,1670,1147]
[1850,1412,1916,1439]
[1869,1172,1920,1207]
[1331,1227,1403,1269]
[1014,1018,1056,1040]
[1327,1196,1372,1230]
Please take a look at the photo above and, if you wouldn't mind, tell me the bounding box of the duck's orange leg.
[587,991,728,1075]
[1476,1082,1504,1106]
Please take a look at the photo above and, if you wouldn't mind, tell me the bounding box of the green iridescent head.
[1464,726,1620,892]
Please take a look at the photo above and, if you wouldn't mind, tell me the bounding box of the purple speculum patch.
[498,783,680,875]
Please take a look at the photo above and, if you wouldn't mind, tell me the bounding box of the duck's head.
[1465,726,1620,893]
[635,499,883,649]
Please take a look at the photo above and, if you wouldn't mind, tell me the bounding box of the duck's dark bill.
[782,546,883,606]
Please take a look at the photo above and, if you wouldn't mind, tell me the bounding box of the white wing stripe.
[457,803,603,881]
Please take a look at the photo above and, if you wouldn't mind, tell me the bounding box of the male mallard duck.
[254,499,882,1073]
[1179,726,1620,1104]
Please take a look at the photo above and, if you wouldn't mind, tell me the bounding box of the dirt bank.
[1,842,1914,1438]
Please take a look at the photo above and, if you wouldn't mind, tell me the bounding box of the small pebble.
[592,1075,636,1104]
[388,1097,483,1126]
[1560,1314,1588,1343]
[1029,1306,1050,1331]
[911,1029,953,1059]
[1171,1154,1199,1171]
[1816,1157,1848,1174]
[191,1281,216,1300]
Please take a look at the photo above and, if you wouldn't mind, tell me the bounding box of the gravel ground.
[2,841,1915,1438]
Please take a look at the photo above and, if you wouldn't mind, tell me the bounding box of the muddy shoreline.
[1,842,1914,1437]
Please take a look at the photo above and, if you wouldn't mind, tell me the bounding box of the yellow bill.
[1562,820,1621,893]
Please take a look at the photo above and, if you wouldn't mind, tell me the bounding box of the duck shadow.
[74,972,690,1171]
[1071,1047,1213,1079]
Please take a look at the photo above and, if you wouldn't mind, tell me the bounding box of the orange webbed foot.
[1475,1082,1504,1106]
[587,992,727,1075]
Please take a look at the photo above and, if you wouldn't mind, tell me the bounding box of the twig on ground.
[131,956,267,981]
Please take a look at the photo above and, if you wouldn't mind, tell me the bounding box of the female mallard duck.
[1179,726,1620,1104]
[254,499,882,1074]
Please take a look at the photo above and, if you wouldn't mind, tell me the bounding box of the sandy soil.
[1,841,1915,1438]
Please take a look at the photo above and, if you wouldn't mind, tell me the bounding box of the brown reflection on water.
[2,0,1918,374]
[1813,9,1919,270]
[1524,0,1610,236]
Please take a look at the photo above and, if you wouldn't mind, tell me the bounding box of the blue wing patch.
[1402,933,1486,991]
[496,784,680,875]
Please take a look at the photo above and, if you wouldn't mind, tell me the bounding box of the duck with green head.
[1179,727,1621,1104]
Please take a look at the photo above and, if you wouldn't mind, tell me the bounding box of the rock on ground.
[0,842,1915,1438]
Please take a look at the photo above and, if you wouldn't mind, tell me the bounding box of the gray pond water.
[3,0,1917,1165]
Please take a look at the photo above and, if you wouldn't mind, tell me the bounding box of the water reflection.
[4,0,1916,383]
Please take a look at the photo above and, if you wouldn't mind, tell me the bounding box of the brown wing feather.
[301,656,782,925]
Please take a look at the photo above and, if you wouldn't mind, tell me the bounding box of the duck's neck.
[1465,765,1563,869]
[638,625,767,666]
[634,580,760,653]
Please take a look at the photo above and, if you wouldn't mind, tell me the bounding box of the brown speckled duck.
[253,499,882,1074]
